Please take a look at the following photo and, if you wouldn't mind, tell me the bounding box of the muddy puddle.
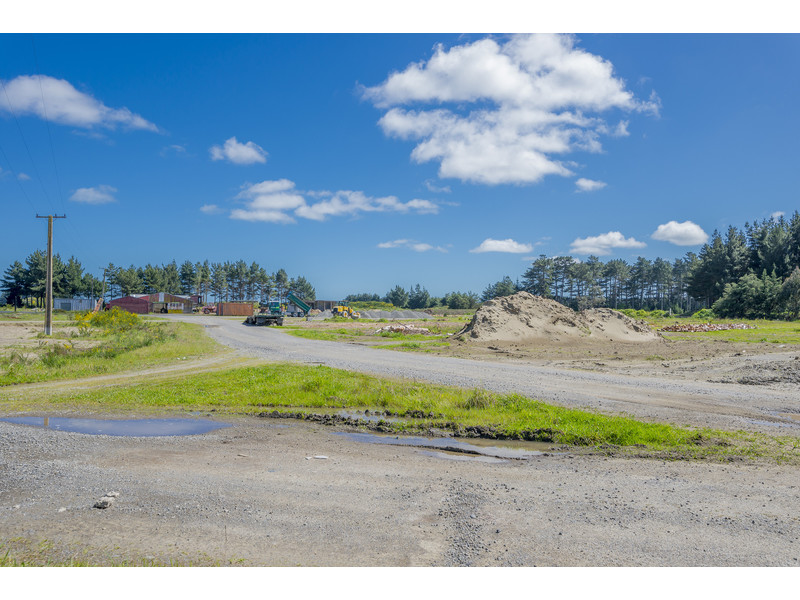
[334,431,554,461]
[0,416,231,437]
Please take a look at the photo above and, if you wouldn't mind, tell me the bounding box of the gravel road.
[180,315,800,436]
[2,417,798,566]
[2,315,799,566]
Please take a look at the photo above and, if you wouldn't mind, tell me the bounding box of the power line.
[30,35,66,213]
[0,140,39,212]
[0,76,57,214]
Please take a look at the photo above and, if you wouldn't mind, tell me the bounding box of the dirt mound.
[456,292,660,343]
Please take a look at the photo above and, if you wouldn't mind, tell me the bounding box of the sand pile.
[456,292,660,343]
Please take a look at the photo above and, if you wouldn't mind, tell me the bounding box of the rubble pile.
[375,324,431,335]
[659,323,756,333]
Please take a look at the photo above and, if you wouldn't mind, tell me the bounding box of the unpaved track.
[175,315,800,436]
[2,315,799,567]
[2,418,799,566]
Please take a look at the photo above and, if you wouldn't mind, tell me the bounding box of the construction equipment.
[244,300,285,326]
[287,291,312,317]
[331,303,360,319]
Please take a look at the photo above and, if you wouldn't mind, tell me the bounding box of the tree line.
[349,211,800,319]
[1,254,316,308]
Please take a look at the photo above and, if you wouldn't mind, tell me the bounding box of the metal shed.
[107,296,150,314]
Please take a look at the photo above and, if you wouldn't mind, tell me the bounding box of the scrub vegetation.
[0,308,219,385]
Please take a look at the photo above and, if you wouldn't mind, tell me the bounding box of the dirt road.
[179,315,800,436]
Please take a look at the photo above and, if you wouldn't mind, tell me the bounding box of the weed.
[460,388,496,409]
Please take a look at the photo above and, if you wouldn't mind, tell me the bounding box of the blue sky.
[1,25,798,299]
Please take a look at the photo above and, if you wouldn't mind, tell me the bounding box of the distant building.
[107,293,192,314]
[312,300,337,311]
[53,297,96,311]
[107,296,149,314]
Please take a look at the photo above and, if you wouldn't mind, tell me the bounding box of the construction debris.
[659,323,756,332]
[375,324,430,335]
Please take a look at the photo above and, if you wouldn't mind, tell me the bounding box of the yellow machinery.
[332,304,360,319]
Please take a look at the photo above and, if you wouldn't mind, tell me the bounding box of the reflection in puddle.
[0,416,230,437]
[419,450,507,463]
[334,431,552,460]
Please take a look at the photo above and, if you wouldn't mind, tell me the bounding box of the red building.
[106,296,149,314]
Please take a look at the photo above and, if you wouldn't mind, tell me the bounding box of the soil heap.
[456,292,660,343]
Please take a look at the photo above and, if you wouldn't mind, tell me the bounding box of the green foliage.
[384,285,409,308]
[780,267,800,319]
[348,301,397,310]
[692,308,715,320]
[481,275,518,301]
[712,270,783,319]
[443,291,479,309]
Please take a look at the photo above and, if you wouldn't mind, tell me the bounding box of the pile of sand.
[456,292,660,343]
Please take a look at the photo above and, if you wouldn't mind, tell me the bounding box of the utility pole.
[36,214,66,335]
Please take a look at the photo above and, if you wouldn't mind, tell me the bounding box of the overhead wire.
[0,77,57,215]
[30,35,66,213]
[27,34,91,263]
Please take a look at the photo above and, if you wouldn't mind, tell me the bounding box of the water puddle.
[334,431,553,460]
[419,450,508,463]
[0,416,231,437]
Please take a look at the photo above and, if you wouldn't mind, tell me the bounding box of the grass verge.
[0,310,221,386]
[4,361,797,464]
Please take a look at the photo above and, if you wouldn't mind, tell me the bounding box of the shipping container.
[53,297,96,311]
[217,302,255,316]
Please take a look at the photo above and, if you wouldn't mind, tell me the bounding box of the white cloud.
[0,75,158,131]
[378,239,447,253]
[424,180,451,193]
[363,34,658,186]
[470,238,533,254]
[210,137,268,165]
[161,144,187,157]
[17,172,30,181]
[771,211,785,220]
[70,184,117,205]
[651,221,709,246]
[230,179,439,223]
[570,231,646,255]
[200,204,222,214]
[575,178,607,192]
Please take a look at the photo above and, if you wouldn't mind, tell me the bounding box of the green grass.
[5,361,796,463]
[283,320,461,346]
[644,316,800,344]
[0,319,220,386]
[0,310,74,321]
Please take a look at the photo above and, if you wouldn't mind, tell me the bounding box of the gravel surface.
[2,314,799,566]
[2,417,799,566]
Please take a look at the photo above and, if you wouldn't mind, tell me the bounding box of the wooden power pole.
[36,214,66,336]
